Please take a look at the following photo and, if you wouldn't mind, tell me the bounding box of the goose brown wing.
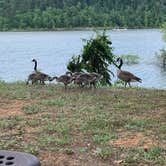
[119,70,142,82]
[59,75,72,83]
[34,71,47,77]
[121,70,135,77]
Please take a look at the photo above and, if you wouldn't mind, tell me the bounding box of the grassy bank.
[0,82,165,166]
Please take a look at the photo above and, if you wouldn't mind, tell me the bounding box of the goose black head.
[116,58,123,69]
[32,59,37,62]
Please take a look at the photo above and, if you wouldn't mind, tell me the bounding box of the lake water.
[0,29,166,89]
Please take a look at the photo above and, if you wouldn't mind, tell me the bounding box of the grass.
[41,99,65,107]
[0,82,165,165]
[23,105,44,115]
[119,54,140,64]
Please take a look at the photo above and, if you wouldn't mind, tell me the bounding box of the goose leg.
[41,80,45,85]
[90,82,96,89]
[125,82,127,87]
[128,82,131,87]
[80,82,84,88]
[93,82,96,89]
[32,79,37,85]
[32,78,36,85]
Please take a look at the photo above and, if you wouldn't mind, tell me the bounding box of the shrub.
[119,54,140,64]
[81,30,115,85]
[156,48,166,67]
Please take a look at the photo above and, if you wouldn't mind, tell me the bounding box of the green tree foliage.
[156,22,166,67]
[0,0,165,30]
[156,48,166,67]
[67,55,82,73]
[162,22,166,42]
[81,31,115,85]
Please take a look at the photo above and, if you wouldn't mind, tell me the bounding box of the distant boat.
[112,28,127,31]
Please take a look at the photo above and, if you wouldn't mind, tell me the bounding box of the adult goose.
[26,59,40,84]
[32,59,54,84]
[27,59,53,85]
[116,58,142,87]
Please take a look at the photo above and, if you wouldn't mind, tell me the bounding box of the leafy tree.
[159,22,166,67]
[0,0,165,30]
[67,31,116,85]
[156,48,166,67]
[67,55,82,73]
[162,22,166,42]
[81,31,115,85]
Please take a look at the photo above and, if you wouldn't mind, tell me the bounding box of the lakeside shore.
[0,27,161,32]
[0,82,165,165]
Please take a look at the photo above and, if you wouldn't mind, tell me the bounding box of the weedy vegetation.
[119,54,140,64]
[0,82,165,165]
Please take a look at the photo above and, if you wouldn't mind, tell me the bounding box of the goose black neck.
[34,61,37,71]
[118,59,123,69]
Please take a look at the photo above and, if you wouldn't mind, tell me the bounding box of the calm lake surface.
[0,29,166,89]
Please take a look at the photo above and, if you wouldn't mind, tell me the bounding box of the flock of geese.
[26,58,142,88]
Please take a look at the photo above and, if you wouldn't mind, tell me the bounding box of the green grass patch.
[41,99,65,107]
[0,83,165,165]
[23,105,44,114]
[38,134,70,147]
[0,116,25,130]
[124,117,148,131]
[93,132,118,144]
[96,146,113,160]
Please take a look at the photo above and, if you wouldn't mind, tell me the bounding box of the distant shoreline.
[0,27,161,32]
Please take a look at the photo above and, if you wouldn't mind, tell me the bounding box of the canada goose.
[27,70,54,85]
[116,58,142,87]
[27,59,54,85]
[74,73,93,87]
[70,72,83,82]
[26,59,38,84]
[90,72,103,81]
[74,72,102,88]
[26,73,38,85]
[54,74,73,89]
[31,59,53,84]
[73,72,83,76]
[65,71,84,86]
[89,72,103,88]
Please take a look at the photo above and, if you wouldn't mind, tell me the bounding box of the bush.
[67,54,82,72]
[81,30,115,85]
[155,48,166,67]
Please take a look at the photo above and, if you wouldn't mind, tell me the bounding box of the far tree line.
[0,0,165,30]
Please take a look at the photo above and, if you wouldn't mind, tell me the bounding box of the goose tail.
[135,76,142,83]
